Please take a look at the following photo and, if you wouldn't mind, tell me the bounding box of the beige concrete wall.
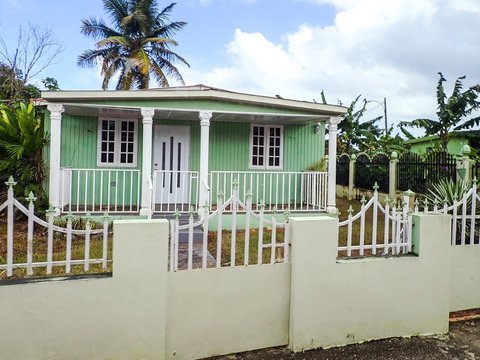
[450,245,480,311]
[166,263,291,360]
[2,212,480,359]
[288,214,451,352]
[0,220,169,360]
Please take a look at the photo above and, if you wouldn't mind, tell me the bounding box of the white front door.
[153,125,190,205]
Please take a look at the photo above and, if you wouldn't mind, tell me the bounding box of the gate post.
[389,151,398,201]
[456,145,472,182]
[348,154,356,200]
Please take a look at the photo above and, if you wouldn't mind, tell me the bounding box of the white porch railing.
[60,168,141,213]
[209,171,328,212]
[152,170,199,213]
[0,177,111,278]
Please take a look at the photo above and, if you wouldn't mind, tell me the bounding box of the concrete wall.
[0,220,169,360]
[288,214,451,352]
[450,245,480,312]
[166,264,290,360]
[1,213,479,359]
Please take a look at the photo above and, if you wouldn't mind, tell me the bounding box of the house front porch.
[42,85,346,217]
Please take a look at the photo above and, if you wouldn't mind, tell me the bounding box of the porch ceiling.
[60,103,331,124]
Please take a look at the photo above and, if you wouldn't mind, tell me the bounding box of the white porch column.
[47,103,64,213]
[199,111,212,210]
[140,108,155,216]
[327,116,342,213]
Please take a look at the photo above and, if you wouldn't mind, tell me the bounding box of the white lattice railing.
[169,183,290,271]
[61,168,141,213]
[338,184,413,257]
[0,177,111,279]
[209,171,328,212]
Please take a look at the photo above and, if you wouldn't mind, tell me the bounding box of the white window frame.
[96,118,138,168]
[249,124,284,170]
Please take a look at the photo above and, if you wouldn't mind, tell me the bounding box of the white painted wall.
[288,214,451,352]
[0,220,169,360]
[1,213,479,359]
[450,245,480,312]
[166,264,290,360]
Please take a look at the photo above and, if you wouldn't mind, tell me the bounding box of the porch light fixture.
[314,122,321,134]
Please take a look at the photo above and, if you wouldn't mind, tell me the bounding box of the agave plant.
[424,178,480,243]
[424,177,471,207]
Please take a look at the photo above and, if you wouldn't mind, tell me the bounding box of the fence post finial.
[232,179,239,190]
[347,205,354,216]
[174,208,180,220]
[259,198,265,209]
[65,212,74,222]
[384,195,391,206]
[360,196,366,206]
[5,176,17,190]
[45,205,56,219]
[26,191,37,206]
[372,182,379,192]
[102,212,110,223]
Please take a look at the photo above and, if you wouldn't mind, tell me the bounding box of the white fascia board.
[41,89,347,116]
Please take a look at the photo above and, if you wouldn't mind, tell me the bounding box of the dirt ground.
[207,318,480,360]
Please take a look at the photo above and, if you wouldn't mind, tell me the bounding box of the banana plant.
[400,73,480,150]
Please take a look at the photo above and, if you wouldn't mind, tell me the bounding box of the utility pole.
[383,97,388,135]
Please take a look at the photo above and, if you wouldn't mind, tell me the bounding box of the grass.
[0,214,113,280]
[0,196,387,278]
[206,228,286,267]
[336,197,395,257]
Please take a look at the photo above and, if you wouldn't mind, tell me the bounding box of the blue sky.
[1,0,480,131]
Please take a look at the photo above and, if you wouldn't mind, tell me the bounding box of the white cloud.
[182,0,480,134]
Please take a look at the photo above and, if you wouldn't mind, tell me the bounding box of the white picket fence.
[0,177,111,278]
[338,184,413,257]
[413,180,480,246]
[169,182,290,271]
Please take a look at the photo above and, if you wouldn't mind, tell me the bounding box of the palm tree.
[337,95,383,154]
[78,0,189,90]
[400,73,480,150]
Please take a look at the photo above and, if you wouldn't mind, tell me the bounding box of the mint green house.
[41,85,346,216]
[405,131,480,156]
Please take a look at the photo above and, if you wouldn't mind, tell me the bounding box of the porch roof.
[41,84,347,124]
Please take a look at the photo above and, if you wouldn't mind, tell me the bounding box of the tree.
[0,102,49,205]
[337,95,383,154]
[0,24,62,104]
[400,73,480,150]
[78,0,189,90]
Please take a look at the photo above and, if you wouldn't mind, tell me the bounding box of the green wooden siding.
[409,137,468,156]
[209,121,325,172]
[45,109,325,208]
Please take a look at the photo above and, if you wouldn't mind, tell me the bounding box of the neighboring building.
[41,85,346,216]
[405,130,480,156]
